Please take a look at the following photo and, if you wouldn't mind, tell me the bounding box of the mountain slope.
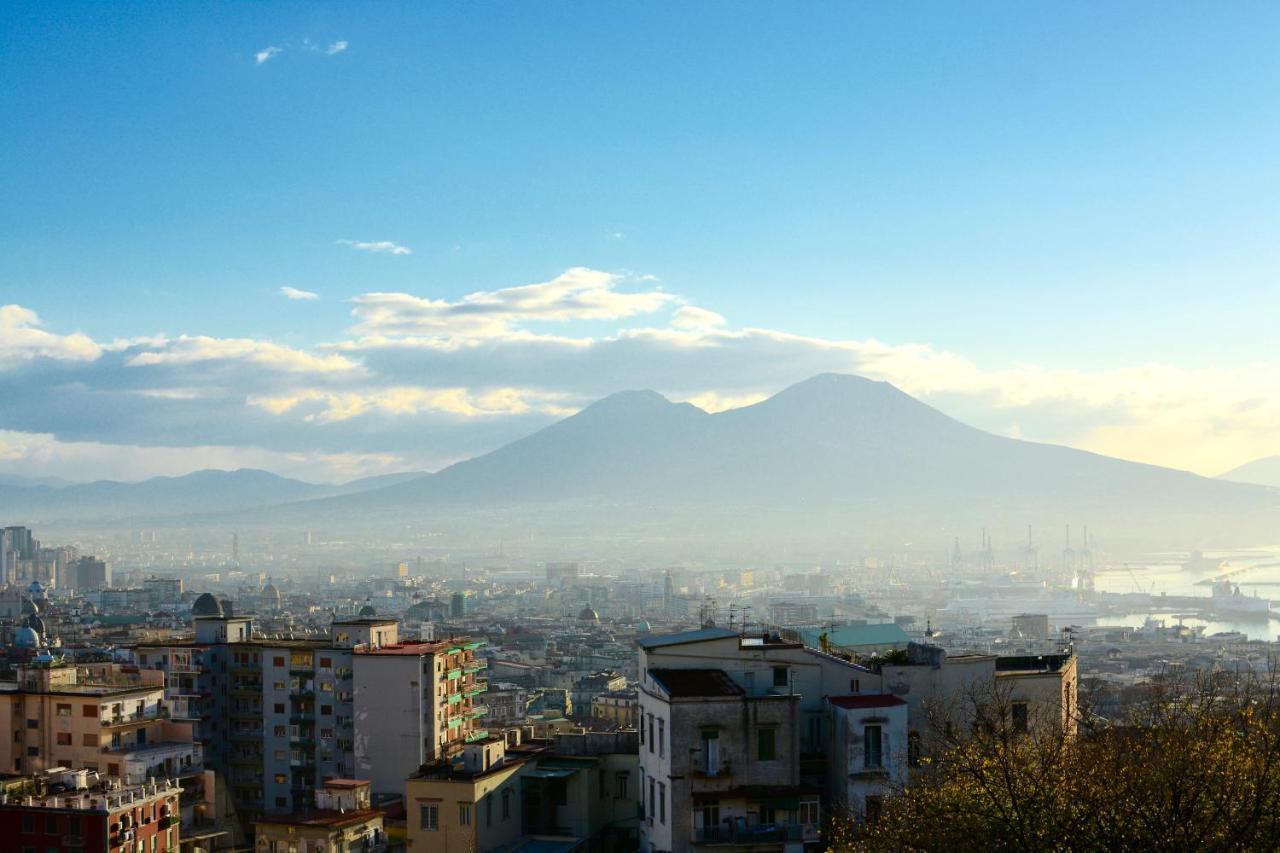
[1220,456,1280,488]
[292,374,1276,542]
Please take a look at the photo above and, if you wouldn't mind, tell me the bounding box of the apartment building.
[352,635,489,795]
[0,661,200,784]
[636,627,879,853]
[133,610,401,820]
[405,730,638,853]
[254,778,385,853]
[0,773,182,853]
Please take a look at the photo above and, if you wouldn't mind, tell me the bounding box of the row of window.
[419,789,512,831]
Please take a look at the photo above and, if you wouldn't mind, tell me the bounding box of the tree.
[831,664,1280,852]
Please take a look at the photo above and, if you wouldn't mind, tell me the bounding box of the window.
[273,656,285,667]
[757,728,776,761]
[56,703,72,716]
[21,814,34,832]
[851,678,860,693]
[648,777,655,821]
[658,781,666,824]
[320,657,331,668]
[46,815,58,833]
[744,671,756,693]
[701,801,720,832]
[908,731,922,767]
[25,719,38,729]
[459,804,471,826]
[486,794,492,827]
[864,725,883,768]
[658,718,665,758]
[647,714,654,753]
[773,666,788,687]
[615,771,629,799]
[275,774,287,784]
[599,768,607,798]
[639,712,644,745]
[502,788,511,819]
[26,746,38,757]
[274,703,285,714]
[800,800,819,825]
[1012,701,1029,734]
[866,795,883,824]
[56,733,71,746]
[83,705,98,717]
[275,797,286,808]
[701,729,720,775]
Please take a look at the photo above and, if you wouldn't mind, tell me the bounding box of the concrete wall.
[353,654,426,795]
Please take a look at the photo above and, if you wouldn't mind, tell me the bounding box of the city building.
[352,634,489,795]
[0,772,182,853]
[253,778,385,853]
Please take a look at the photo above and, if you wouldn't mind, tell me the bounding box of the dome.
[635,620,651,633]
[358,604,377,618]
[577,606,600,622]
[13,626,40,648]
[191,593,224,617]
[26,581,46,599]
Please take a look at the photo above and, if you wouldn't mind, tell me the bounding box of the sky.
[1,2,1279,482]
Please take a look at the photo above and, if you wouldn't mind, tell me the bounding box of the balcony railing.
[101,708,168,727]
[464,660,488,674]
[695,824,803,844]
[464,730,489,743]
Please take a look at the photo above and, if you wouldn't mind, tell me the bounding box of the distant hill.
[0,467,428,523]
[1220,455,1280,488]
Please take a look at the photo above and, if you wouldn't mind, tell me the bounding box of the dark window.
[772,666,788,687]
[502,788,511,818]
[864,725,883,768]
[26,746,38,757]
[757,728,776,761]
[320,657,331,668]
[274,657,285,667]
[83,705,98,718]
[1012,702,1029,734]
[21,814,34,832]
[274,703,285,714]
[45,815,58,833]
[25,719,38,729]
[866,795,884,824]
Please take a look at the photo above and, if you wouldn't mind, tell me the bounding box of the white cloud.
[348,267,676,340]
[0,304,102,368]
[280,286,319,301]
[326,40,348,55]
[671,306,727,331]
[255,46,282,65]
[248,386,563,423]
[124,335,358,374]
[337,239,412,256]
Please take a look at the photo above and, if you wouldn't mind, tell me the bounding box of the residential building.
[405,730,638,853]
[0,774,182,853]
[254,778,385,853]
[826,695,909,823]
[352,635,489,795]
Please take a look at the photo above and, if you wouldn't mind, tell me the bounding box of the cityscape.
[4,3,1280,852]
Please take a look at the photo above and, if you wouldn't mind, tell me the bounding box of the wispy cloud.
[348,267,675,340]
[326,40,348,56]
[255,46,282,65]
[279,286,319,301]
[337,239,412,256]
[0,305,102,367]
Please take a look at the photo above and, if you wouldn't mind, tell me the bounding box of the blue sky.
[2,3,1279,481]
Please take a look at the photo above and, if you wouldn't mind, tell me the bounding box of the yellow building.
[254,778,385,853]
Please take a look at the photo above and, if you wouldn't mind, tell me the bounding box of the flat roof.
[257,808,382,830]
[636,627,736,650]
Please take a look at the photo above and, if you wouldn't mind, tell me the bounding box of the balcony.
[463,660,488,674]
[463,681,488,698]
[466,707,488,719]
[445,668,462,681]
[464,730,490,743]
[695,825,803,845]
[101,708,168,727]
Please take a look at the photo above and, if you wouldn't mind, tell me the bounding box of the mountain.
[0,467,428,523]
[1220,456,1280,489]
[276,374,1278,545]
[8,375,1276,546]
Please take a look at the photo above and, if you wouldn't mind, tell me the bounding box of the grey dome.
[577,606,600,622]
[358,604,377,618]
[13,626,40,648]
[192,593,224,617]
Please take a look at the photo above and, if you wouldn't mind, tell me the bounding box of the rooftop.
[637,626,737,650]
[256,807,383,830]
[649,668,744,698]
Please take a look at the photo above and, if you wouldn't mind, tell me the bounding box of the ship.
[1209,579,1271,617]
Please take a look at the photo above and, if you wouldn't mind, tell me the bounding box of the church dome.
[577,606,600,623]
[13,626,40,648]
[26,581,46,599]
[192,593,224,617]
[358,604,377,617]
